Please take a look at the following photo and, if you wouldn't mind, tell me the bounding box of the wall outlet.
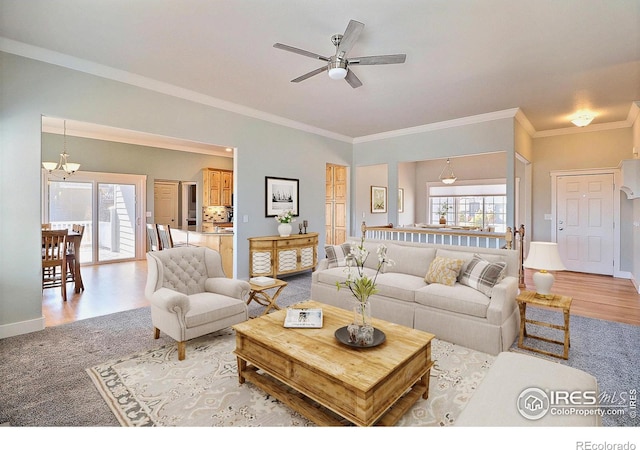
[243,214,249,223]
[145,211,152,217]
[544,214,552,220]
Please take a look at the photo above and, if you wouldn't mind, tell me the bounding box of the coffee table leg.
[237,357,246,384]
[420,371,430,399]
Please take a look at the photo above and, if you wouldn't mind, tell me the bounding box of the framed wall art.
[370,186,387,213]
[265,176,299,217]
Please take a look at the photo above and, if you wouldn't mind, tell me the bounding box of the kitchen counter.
[170,225,234,277]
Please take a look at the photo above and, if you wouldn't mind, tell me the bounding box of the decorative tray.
[334,326,386,348]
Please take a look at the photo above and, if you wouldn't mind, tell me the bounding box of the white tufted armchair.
[145,246,250,360]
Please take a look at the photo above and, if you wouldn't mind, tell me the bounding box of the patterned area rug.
[86,328,494,427]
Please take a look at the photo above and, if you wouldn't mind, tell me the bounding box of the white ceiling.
[2,0,639,143]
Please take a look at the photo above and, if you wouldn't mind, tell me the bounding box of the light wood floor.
[43,260,640,327]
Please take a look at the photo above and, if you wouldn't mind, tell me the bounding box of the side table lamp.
[522,241,566,299]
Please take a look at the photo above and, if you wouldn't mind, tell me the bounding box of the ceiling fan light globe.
[328,67,347,80]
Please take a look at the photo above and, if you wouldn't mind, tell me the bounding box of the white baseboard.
[0,316,45,339]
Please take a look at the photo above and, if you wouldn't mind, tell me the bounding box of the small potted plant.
[439,201,450,225]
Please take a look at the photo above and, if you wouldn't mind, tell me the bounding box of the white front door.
[556,173,614,275]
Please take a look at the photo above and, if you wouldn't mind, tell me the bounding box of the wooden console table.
[248,233,318,278]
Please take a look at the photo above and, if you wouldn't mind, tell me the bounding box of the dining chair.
[156,224,174,250]
[146,223,161,251]
[42,229,69,301]
[66,224,85,292]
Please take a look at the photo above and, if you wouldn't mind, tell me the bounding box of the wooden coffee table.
[232,300,435,426]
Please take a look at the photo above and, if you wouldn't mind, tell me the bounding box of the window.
[428,182,507,232]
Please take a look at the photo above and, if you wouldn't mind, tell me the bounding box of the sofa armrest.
[205,277,251,300]
[312,259,329,283]
[150,287,190,315]
[486,276,518,325]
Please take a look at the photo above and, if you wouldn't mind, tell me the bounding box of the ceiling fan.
[273,19,406,88]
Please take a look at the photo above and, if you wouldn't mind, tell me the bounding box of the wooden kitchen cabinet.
[203,168,233,206]
[248,233,318,278]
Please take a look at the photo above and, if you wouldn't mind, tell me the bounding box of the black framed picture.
[265,176,299,217]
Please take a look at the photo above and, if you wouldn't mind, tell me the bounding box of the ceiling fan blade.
[348,54,407,65]
[345,69,363,88]
[336,20,364,57]
[273,43,330,61]
[291,66,327,83]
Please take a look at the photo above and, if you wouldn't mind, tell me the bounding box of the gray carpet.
[0,272,637,427]
[508,307,639,427]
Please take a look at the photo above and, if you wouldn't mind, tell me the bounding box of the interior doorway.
[154,181,179,226]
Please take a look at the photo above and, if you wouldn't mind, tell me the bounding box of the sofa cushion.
[424,256,464,286]
[459,254,507,296]
[315,266,379,287]
[325,243,352,268]
[374,273,427,303]
[386,243,436,278]
[415,283,490,318]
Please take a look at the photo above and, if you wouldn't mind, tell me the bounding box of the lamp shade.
[523,242,566,271]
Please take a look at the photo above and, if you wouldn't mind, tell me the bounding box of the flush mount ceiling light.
[42,120,81,180]
[571,111,595,127]
[439,158,457,185]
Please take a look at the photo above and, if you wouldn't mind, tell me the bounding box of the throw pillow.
[325,243,352,268]
[459,254,507,296]
[424,256,464,286]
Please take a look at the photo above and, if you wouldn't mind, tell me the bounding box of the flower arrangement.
[274,209,296,224]
[336,234,394,344]
[438,201,450,218]
[336,234,394,308]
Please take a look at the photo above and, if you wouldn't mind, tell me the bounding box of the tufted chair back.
[145,246,227,297]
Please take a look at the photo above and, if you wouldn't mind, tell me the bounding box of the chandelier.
[439,158,457,185]
[42,120,80,180]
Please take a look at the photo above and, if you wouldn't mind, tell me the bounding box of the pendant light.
[42,120,80,180]
[439,158,457,185]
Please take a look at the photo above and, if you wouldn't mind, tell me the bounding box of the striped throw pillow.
[459,254,507,296]
[325,243,352,268]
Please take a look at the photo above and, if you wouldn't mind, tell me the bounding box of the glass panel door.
[48,180,93,264]
[44,171,146,264]
[97,183,137,262]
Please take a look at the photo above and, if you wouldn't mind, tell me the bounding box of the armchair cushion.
[186,293,248,328]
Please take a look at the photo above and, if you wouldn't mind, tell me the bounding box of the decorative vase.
[348,299,374,345]
[439,216,446,225]
[278,223,292,237]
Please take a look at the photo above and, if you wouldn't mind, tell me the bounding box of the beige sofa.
[311,238,520,355]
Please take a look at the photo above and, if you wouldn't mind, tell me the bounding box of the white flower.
[275,210,296,224]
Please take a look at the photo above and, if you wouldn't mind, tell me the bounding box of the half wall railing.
[361,222,526,288]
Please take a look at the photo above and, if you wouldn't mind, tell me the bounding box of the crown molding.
[353,108,521,144]
[0,38,353,144]
[534,120,631,138]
